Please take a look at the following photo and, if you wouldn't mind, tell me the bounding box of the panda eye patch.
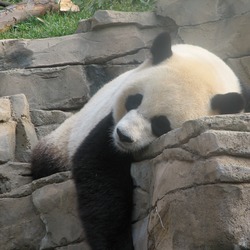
[125,94,143,111]
[151,116,171,137]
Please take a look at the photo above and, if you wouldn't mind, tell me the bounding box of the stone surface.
[76,10,174,33]
[85,64,136,96]
[0,66,90,110]
[32,180,85,249]
[0,195,45,250]
[8,93,30,120]
[186,130,250,157]
[147,184,250,250]
[15,117,38,162]
[35,124,63,139]
[156,0,250,26]
[178,12,250,60]
[0,98,11,122]
[30,109,72,127]
[227,56,250,87]
[0,162,31,194]
[0,172,88,249]
[0,121,16,163]
[131,114,250,249]
[0,26,169,70]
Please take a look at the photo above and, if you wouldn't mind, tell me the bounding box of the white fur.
[113,110,155,152]
[112,44,241,152]
[34,42,242,167]
[67,60,151,159]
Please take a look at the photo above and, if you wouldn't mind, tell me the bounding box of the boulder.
[32,180,84,249]
[156,0,250,26]
[0,98,11,122]
[76,10,175,33]
[0,122,16,163]
[0,171,88,249]
[0,66,90,110]
[178,12,250,60]
[132,114,250,249]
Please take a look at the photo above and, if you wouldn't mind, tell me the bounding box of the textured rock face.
[0,1,250,249]
[156,0,250,26]
[132,114,250,249]
[0,94,37,164]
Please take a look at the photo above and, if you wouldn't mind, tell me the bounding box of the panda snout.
[116,128,133,143]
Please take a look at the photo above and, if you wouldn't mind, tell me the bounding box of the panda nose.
[116,128,133,143]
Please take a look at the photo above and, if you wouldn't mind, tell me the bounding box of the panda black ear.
[150,32,172,65]
[211,92,245,114]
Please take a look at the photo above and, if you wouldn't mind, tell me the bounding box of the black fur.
[31,143,68,180]
[211,92,245,114]
[151,115,172,137]
[125,94,143,111]
[72,113,134,250]
[150,32,172,65]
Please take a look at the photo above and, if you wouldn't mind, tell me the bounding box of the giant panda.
[31,32,250,250]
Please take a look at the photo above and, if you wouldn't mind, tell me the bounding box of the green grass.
[0,0,154,40]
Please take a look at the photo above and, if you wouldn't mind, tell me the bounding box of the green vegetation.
[0,0,154,39]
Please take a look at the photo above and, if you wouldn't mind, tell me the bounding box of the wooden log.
[0,0,59,32]
[0,1,11,7]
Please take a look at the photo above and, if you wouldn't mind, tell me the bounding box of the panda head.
[112,32,245,153]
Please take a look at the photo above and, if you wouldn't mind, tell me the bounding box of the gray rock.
[138,113,250,161]
[0,162,31,194]
[32,180,85,249]
[0,26,169,70]
[8,93,31,120]
[132,113,250,249]
[0,174,82,249]
[15,117,38,162]
[107,48,150,65]
[0,171,72,199]
[133,187,150,222]
[0,98,11,122]
[76,10,173,33]
[156,0,250,26]
[56,242,91,250]
[186,130,250,157]
[30,109,73,138]
[30,109,72,126]
[85,64,136,96]
[132,216,149,250]
[178,12,250,59]
[227,56,250,86]
[35,124,63,139]
[147,184,250,250]
[0,195,45,250]
[0,121,16,163]
[0,66,90,110]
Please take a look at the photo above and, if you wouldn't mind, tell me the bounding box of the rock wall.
[132,114,250,249]
[0,0,250,249]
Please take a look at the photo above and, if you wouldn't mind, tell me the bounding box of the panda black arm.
[31,141,69,180]
[72,112,134,250]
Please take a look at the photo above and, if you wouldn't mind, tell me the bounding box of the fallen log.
[0,1,11,7]
[0,0,59,32]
